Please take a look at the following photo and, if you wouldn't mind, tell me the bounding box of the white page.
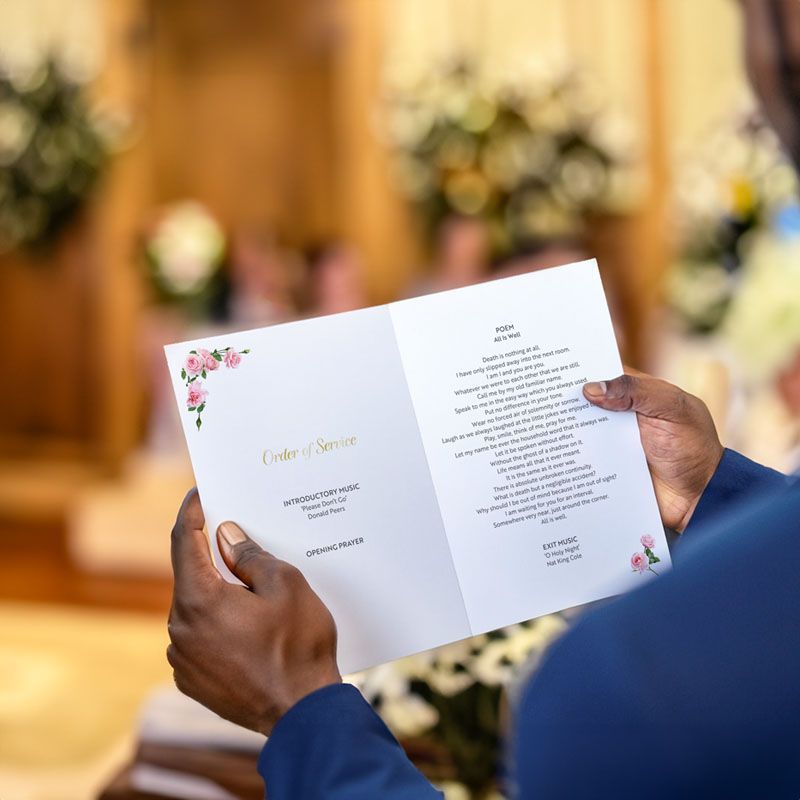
[389,260,670,635]
[165,306,470,674]
[167,259,670,672]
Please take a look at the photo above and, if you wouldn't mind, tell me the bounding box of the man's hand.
[583,371,724,532]
[167,490,341,735]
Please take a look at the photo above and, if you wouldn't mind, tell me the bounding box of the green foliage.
[384,61,630,258]
[0,59,108,254]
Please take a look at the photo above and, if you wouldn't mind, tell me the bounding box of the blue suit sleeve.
[685,448,788,535]
[513,483,800,799]
[258,683,443,800]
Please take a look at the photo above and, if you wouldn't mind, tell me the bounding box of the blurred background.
[2,1,799,798]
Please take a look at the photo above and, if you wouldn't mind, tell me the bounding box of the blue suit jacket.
[259,450,799,798]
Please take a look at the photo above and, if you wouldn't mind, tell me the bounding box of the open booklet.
[165,259,669,674]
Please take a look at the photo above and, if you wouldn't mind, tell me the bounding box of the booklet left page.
[165,306,470,674]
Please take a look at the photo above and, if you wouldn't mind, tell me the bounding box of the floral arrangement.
[180,346,250,430]
[349,614,567,797]
[0,59,108,253]
[144,201,227,316]
[667,110,799,334]
[722,232,800,381]
[382,61,635,257]
[631,534,660,576]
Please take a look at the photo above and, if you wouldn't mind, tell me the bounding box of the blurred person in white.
[304,241,366,316]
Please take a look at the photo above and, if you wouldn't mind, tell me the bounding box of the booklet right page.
[389,260,669,635]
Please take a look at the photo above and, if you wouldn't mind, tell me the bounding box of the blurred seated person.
[409,213,491,295]
[304,241,366,316]
[492,238,586,280]
[227,228,301,326]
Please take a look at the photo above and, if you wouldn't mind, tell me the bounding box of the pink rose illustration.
[199,349,219,371]
[631,535,661,576]
[186,382,208,409]
[184,353,204,377]
[630,552,649,573]
[224,349,242,369]
[179,345,250,430]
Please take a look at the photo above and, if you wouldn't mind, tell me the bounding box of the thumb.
[583,373,687,422]
[217,522,275,594]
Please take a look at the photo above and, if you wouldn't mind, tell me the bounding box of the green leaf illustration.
[188,406,196,411]
[181,368,186,380]
[241,349,251,354]
[190,350,197,355]
[650,555,661,564]
[201,370,207,378]
[196,417,202,430]
[197,402,205,412]
[212,352,222,361]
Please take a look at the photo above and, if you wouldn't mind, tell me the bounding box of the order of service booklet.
[165,259,670,674]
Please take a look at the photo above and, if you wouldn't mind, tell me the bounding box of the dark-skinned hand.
[167,490,341,735]
[584,370,724,532]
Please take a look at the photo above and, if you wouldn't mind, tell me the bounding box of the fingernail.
[218,522,247,547]
[584,381,607,397]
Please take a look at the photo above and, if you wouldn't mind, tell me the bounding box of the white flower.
[469,617,568,687]
[356,663,413,704]
[435,781,472,800]
[379,693,439,738]
[426,661,475,696]
[148,202,225,295]
[469,638,515,686]
[433,637,479,666]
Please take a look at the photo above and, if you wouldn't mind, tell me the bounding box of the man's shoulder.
[688,448,792,532]
[514,483,800,798]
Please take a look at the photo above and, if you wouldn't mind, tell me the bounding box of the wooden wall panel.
[148,0,338,243]
[0,225,95,455]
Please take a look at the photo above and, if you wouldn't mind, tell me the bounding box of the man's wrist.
[685,448,789,534]
[261,668,342,735]
[678,443,725,532]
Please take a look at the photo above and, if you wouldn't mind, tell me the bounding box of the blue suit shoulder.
[514,454,800,799]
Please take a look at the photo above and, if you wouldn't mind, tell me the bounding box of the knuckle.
[175,589,209,620]
[232,541,265,571]
[167,616,187,645]
[608,374,635,407]
[275,558,297,576]
[617,373,635,395]
[275,560,302,586]
[172,670,187,695]
[684,391,710,423]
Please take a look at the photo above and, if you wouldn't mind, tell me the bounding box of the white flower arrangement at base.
[346,615,568,797]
